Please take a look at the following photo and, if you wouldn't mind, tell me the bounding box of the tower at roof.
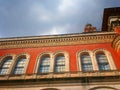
[84,23,97,33]
[102,7,120,32]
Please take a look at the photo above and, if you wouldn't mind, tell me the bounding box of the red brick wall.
[0,43,120,74]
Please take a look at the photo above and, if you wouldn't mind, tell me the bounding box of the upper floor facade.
[0,31,120,81]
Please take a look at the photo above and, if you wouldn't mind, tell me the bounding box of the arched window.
[89,86,118,90]
[81,53,93,71]
[54,54,65,73]
[13,56,27,74]
[96,52,110,71]
[39,55,50,74]
[0,56,12,75]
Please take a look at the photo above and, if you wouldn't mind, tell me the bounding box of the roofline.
[0,31,117,42]
[104,7,120,10]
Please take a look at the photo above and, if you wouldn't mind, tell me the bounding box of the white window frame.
[12,53,30,75]
[93,49,116,71]
[0,54,15,75]
[53,51,69,73]
[77,50,94,71]
[35,52,53,74]
[39,55,51,74]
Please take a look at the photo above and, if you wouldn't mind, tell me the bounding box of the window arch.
[13,54,29,75]
[35,51,69,74]
[93,49,116,71]
[96,52,110,71]
[89,86,119,90]
[35,52,53,74]
[54,54,65,73]
[77,50,94,71]
[81,53,93,71]
[53,51,69,73]
[0,56,13,75]
[38,54,51,74]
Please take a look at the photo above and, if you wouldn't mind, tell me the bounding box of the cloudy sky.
[0,0,120,38]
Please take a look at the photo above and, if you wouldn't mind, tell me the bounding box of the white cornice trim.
[0,32,117,42]
[0,32,117,49]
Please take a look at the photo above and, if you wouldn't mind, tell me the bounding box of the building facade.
[0,7,120,90]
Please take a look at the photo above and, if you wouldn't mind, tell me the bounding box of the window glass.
[13,57,26,74]
[0,57,12,75]
[55,55,65,73]
[39,57,50,73]
[96,53,110,71]
[81,54,93,71]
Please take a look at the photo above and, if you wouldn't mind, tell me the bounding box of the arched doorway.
[41,88,60,90]
[89,86,118,90]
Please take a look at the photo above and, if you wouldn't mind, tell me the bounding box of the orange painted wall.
[118,49,120,60]
[0,43,120,74]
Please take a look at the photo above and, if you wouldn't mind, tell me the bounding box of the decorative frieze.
[0,32,117,49]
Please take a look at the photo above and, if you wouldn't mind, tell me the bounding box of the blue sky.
[0,0,120,38]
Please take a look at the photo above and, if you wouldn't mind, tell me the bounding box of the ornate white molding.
[112,35,120,51]
[0,32,117,49]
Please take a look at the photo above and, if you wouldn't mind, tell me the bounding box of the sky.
[0,0,120,38]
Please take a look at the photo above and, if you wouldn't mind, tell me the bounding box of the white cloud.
[50,27,59,35]
[49,24,71,35]
[58,0,74,12]
[0,0,120,37]
[58,0,81,16]
[29,3,52,22]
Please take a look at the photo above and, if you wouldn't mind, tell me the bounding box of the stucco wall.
[0,43,120,73]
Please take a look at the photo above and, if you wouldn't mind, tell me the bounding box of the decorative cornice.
[112,35,120,51]
[0,32,117,49]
